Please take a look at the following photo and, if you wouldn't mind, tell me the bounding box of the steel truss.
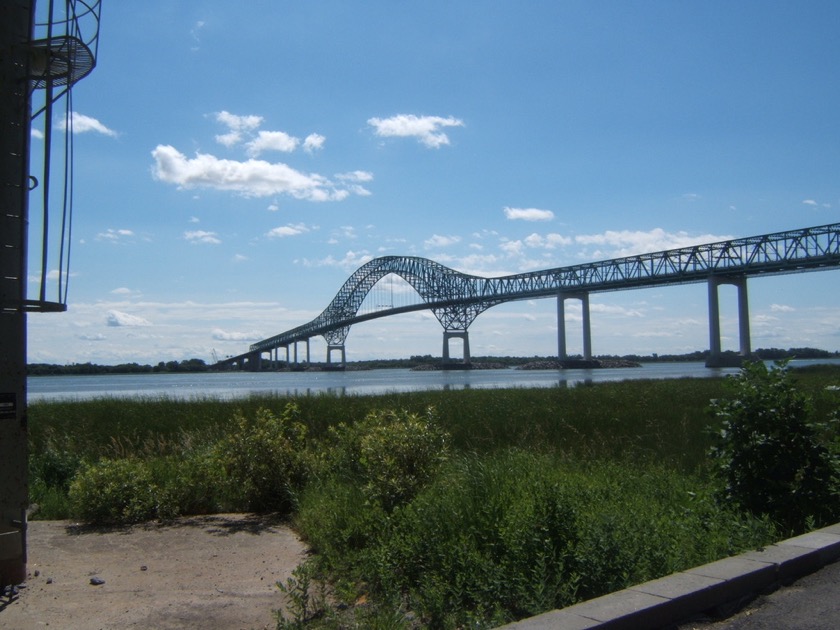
[245,223,840,359]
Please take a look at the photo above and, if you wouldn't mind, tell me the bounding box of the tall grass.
[25,366,840,628]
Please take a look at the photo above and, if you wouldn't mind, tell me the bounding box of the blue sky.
[27,1,840,365]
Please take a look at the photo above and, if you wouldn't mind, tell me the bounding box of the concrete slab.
[819,523,840,536]
[500,609,602,629]
[557,589,670,629]
[741,543,824,583]
[779,529,840,564]
[629,571,725,618]
[683,556,777,596]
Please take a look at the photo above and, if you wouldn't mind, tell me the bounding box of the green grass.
[25,365,840,629]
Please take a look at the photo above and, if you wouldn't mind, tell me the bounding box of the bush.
[709,361,840,533]
[149,449,230,516]
[215,404,310,513]
[29,445,83,519]
[368,451,775,628]
[69,458,169,525]
[322,407,449,512]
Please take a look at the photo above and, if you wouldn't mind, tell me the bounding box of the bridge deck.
[216,223,840,367]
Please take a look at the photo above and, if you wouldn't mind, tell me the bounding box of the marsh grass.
[26,366,840,628]
[26,374,813,519]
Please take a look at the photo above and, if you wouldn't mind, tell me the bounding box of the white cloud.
[151,145,357,201]
[770,303,795,312]
[499,239,524,256]
[303,133,326,153]
[190,20,205,51]
[106,310,152,327]
[246,130,300,156]
[424,234,462,248]
[503,207,554,222]
[335,170,373,196]
[213,111,263,147]
[96,228,134,242]
[211,328,263,341]
[300,250,373,269]
[78,333,106,341]
[213,111,325,159]
[59,112,118,137]
[574,228,733,258]
[332,225,358,240]
[802,199,818,206]
[590,303,644,317]
[368,114,464,148]
[184,230,221,244]
[337,170,374,182]
[266,222,311,238]
[522,232,572,249]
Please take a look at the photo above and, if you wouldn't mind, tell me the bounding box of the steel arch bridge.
[219,222,840,370]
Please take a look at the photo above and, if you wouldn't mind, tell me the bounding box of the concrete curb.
[499,522,840,630]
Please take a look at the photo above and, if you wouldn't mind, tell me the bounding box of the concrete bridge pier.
[557,292,592,363]
[246,352,262,371]
[327,344,346,369]
[706,275,752,368]
[291,339,310,368]
[442,330,471,367]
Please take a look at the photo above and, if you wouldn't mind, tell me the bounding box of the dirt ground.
[0,514,308,630]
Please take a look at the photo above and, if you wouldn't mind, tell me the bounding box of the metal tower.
[0,0,101,587]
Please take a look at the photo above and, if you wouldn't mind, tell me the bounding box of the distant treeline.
[26,347,839,376]
[27,358,210,376]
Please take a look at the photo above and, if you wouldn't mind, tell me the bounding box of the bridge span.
[217,222,840,370]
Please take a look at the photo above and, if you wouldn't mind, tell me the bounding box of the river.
[26,359,839,402]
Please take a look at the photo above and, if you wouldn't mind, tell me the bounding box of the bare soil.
[0,514,308,630]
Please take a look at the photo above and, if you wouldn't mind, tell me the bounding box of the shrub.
[709,361,840,533]
[150,449,231,516]
[215,404,310,513]
[323,407,449,512]
[29,444,83,519]
[69,458,166,525]
[369,451,775,628]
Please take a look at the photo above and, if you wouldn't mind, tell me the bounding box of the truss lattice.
[243,222,840,359]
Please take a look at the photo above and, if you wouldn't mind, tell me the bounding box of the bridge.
[216,222,840,370]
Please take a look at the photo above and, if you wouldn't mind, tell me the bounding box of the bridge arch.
[222,223,840,370]
[317,256,500,363]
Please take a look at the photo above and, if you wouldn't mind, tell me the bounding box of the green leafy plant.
[323,407,449,512]
[215,404,311,513]
[709,361,840,533]
[68,458,167,525]
[366,451,774,628]
[275,560,327,629]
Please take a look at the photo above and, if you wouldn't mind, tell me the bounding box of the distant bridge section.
[218,223,840,370]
